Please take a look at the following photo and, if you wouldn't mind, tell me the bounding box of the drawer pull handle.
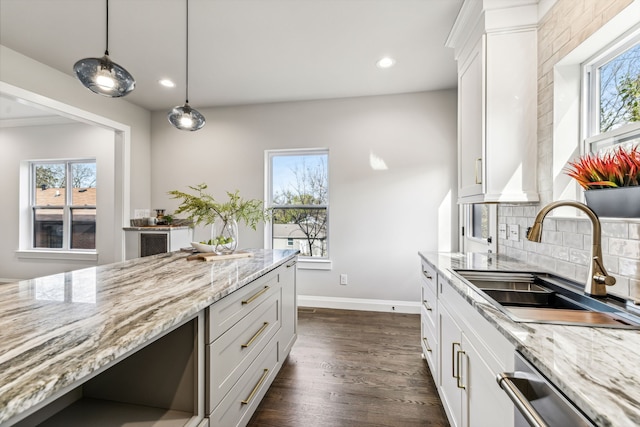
[241,368,269,405]
[422,337,432,353]
[456,349,466,389]
[422,300,433,311]
[475,157,483,184]
[242,322,269,348]
[242,286,270,305]
[422,270,433,280]
[452,342,460,378]
[286,261,297,268]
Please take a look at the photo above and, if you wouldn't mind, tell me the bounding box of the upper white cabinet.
[447,0,539,203]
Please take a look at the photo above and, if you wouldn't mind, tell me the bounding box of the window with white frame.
[30,160,97,250]
[583,29,640,154]
[267,149,328,258]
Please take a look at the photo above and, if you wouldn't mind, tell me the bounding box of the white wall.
[0,123,116,279]
[150,91,458,304]
[0,45,151,228]
[0,45,151,280]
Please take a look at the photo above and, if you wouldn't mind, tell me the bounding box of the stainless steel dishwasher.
[497,352,596,427]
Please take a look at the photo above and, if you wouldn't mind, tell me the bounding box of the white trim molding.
[298,295,420,314]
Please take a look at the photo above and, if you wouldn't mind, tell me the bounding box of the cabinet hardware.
[452,342,461,378]
[475,158,483,184]
[422,270,433,280]
[422,337,432,352]
[241,322,269,348]
[242,286,270,305]
[422,300,433,311]
[456,350,466,389]
[241,368,269,405]
[286,261,297,268]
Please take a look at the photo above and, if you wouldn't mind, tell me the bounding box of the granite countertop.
[0,249,298,425]
[419,251,640,427]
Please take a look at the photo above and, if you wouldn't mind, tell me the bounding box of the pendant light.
[168,0,206,131]
[73,0,135,97]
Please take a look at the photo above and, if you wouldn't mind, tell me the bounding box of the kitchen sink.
[452,270,640,329]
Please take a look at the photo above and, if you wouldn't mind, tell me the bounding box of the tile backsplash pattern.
[499,205,640,299]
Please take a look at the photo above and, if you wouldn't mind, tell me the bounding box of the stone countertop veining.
[0,248,298,425]
[419,251,640,427]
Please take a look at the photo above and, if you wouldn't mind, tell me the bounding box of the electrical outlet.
[340,274,348,285]
[508,224,520,241]
[499,224,507,239]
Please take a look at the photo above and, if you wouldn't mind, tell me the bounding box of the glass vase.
[211,217,238,255]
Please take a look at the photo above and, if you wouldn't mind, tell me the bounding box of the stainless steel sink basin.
[453,270,640,329]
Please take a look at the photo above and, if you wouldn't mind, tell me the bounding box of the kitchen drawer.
[208,338,279,427]
[421,275,438,331]
[208,268,280,343]
[207,290,280,412]
[421,312,438,380]
[420,259,438,294]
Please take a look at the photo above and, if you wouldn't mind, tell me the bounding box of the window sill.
[298,258,332,270]
[16,250,98,261]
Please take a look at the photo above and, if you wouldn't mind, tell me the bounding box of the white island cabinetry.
[207,259,297,427]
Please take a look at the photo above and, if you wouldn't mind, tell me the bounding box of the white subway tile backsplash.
[499,207,640,301]
[609,238,640,259]
[563,232,584,249]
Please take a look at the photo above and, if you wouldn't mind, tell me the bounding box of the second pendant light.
[168,0,206,131]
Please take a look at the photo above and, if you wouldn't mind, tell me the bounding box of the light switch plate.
[508,224,519,241]
[499,224,507,239]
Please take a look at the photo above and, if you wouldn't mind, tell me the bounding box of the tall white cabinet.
[447,0,539,203]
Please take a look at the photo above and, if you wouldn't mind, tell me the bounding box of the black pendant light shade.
[74,53,135,97]
[168,0,205,131]
[168,103,206,131]
[74,0,135,97]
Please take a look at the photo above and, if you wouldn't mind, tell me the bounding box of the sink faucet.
[527,200,616,296]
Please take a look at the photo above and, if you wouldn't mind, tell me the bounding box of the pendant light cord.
[105,0,110,56]
[185,0,190,104]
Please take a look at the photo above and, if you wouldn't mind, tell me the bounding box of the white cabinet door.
[463,336,513,427]
[278,259,297,361]
[439,303,464,427]
[458,38,484,201]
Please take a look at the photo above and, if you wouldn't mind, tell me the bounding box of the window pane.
[272,207,327,257]
[34,208,63,248]
[71,208,96,249]
[272,154,328,205]
[471,204,488,239]
[599,43,640,133]
[34,164,65,206]
[71,162,97,206]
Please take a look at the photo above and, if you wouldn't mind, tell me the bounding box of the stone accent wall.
[497,0,639,299]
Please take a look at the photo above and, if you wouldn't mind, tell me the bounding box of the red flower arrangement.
[565,146,640,189]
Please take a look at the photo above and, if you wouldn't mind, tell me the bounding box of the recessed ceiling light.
[159,79,176,88]
[376,57,396,69]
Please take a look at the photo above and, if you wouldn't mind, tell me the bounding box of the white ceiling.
[0,0,463,113]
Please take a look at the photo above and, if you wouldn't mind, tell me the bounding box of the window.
[31,160,97,250]
[584,29,640,154]
[267,149,329,258]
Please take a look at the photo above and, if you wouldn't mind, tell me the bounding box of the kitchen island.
[420,251,640,427]
[0,248,298,426]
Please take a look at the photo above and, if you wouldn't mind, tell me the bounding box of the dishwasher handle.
[497,372,549,427]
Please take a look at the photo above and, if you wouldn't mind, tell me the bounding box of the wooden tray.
[186,251,254,262]
[508,307,629,326]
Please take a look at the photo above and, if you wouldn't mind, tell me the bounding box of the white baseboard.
[297,295,420,314]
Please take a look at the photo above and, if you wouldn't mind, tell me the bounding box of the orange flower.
[565,146,640,189]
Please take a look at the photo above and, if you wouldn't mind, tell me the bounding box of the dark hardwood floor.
[247,308,449,427]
